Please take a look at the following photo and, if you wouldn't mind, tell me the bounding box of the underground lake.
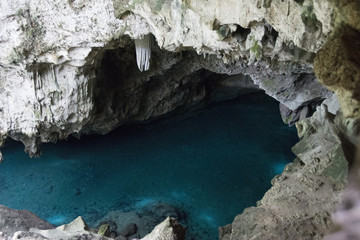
[0,93,299,239]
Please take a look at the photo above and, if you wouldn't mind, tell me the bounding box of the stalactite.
[135,34,151,72]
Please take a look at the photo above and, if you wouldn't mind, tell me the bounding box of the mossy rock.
[263,0,272,8]
[301,5,321,32]
[98,224,110,236]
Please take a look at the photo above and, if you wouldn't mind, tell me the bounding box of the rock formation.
[0,0,333,156]
[2,214,185,240]
[0,204,54,238]
[0,0,359,239]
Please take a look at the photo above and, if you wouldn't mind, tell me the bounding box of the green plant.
[250,40,262,59]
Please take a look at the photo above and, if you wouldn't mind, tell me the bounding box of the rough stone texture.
[314,26,360,119]
[324,144,360,240]
[0,0,123,156]
[0,0,334,157]
[28,216,110,240]
[114,0,334,53]
[11,231,49,240]
[220,1,360,238]
[141,217,186,240]
[313,0,360,119]
[218,223,232,240]
[0,204,54,238]
[9,215,186,240]
[221,100,359,240]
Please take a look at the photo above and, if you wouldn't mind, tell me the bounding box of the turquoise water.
[0,93,298,239]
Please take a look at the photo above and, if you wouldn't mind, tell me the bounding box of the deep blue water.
[0,93,298,239]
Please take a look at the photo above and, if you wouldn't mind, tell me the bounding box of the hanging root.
[135,34,151,72]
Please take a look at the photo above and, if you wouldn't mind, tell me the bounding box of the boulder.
[141,217,186,240]
[0,204,54,237]
[30,216,108,240]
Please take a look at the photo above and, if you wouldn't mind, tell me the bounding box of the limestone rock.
[221,101,359,240]
[314,26,360,119]
[0,0,334,157]
[141,217,186,240]
[313,0,360,119]
[114,0,334,53]
[324,143,360,240]
[0,204,54,238]
[30,216,109,240]
[218,224,232,240]
[11,231,49,240]
[322,93,340,115]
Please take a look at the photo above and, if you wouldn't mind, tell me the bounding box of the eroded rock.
[221,99,359,240]
[29,216,108,240]
[141,217,186,240]
[324,144,360,240]
[0,0,334,157]
[0,204,54,238]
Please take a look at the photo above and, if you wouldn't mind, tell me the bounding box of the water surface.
[0,93,298,239]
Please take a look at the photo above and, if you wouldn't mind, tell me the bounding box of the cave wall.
[0,0,334,157]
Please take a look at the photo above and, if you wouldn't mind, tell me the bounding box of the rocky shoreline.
[0,203,186,240]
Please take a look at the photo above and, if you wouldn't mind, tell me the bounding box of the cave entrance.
[0,91,298,239]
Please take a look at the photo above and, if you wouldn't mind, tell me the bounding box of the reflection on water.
[0,93,298,239]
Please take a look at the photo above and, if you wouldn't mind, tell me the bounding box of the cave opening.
[0,91,298,239]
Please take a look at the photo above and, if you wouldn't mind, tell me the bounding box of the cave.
[0,1,359,240]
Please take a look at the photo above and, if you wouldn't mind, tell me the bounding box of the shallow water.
[0,93,298,239]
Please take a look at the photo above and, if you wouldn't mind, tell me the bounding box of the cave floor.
[0,93,298,239]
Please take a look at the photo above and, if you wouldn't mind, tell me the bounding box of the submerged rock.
[96,211,147,238]
[118,223,137,237]
[96,202,186,238]
[324,144,360,240]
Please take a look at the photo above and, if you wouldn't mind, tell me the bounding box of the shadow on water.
[0,93,298,239]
